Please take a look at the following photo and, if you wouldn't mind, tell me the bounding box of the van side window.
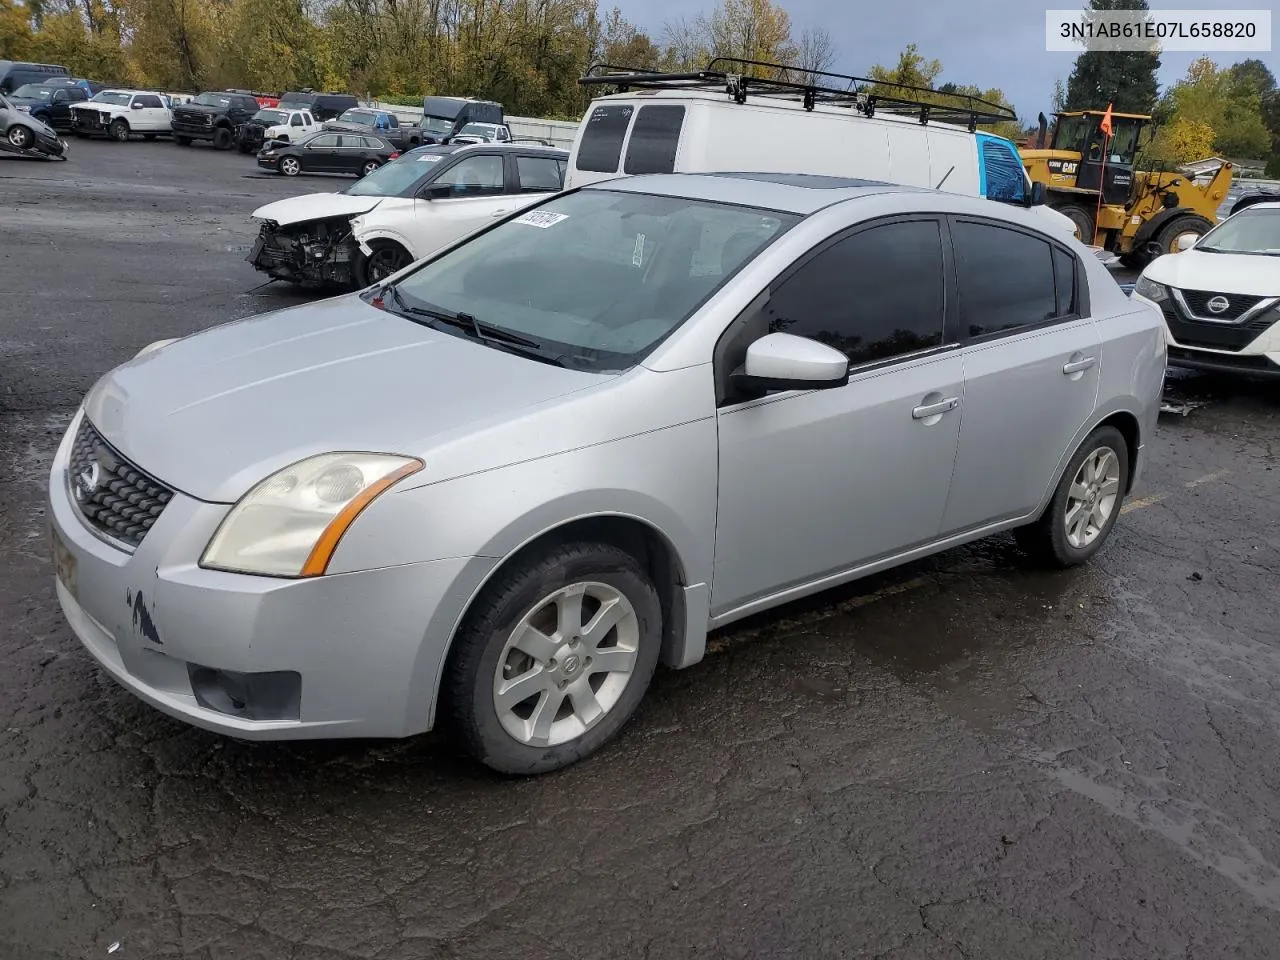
[576,104,633,172]
[980,139,1026,203]
[763,219,947,367]
[623,105,685,175]
[952,220,1060,337]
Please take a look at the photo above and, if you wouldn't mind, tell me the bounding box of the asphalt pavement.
[2,140,1279,960]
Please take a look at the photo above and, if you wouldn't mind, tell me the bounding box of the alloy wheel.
[1064,445,1121,549]
[7,126,32,148]
[280,157,300,176]
[491,582,640,747]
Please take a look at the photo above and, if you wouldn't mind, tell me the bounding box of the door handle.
[912,397,959,420]
[1063,356,1097,375]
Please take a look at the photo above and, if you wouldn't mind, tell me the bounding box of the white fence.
[365,100,581,148]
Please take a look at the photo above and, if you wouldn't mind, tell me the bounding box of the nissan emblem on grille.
[1207,296,1230,315]
[67,419,175,548]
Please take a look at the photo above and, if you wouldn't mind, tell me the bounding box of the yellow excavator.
[1022,109,1233,267]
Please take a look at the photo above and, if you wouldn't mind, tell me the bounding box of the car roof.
[1238,201,1280,212]
[583,172,931,215]
[455,142,567,156]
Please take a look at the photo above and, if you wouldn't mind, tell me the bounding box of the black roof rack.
[579,57,1017,131]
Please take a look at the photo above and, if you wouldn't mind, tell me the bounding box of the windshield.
[390,190,798,371]
[338,109,377,125]
[422,116,454,135]
[193,93,232,108]
[13,85,54,101]
[346,153,442,196]
[459,123,499,138]
[253,109,287,124]
[1197,208,1280,255]
[92,91,132,106]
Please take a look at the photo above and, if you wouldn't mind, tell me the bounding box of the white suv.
[1134,201,1280,377]
[69,89,171,141]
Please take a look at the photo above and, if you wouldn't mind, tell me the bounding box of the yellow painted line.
[1185,469,1231,489]
[1121,493,1168,514]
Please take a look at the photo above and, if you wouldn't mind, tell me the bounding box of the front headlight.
[201,452,423,577]
[1133,275,1169,304]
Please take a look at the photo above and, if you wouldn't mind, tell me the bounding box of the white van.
[569,62,1075,235]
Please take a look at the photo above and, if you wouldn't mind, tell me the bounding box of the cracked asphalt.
[2,140,1280,960]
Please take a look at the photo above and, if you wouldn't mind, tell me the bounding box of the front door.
[409,153,511,254]
[712,217,965,617]
[939,216,1101,534]
[303,134,341,172]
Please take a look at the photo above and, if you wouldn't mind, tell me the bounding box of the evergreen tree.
[1064,0,1160,113]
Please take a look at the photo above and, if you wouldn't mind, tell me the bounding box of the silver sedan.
[48,173,1166,774]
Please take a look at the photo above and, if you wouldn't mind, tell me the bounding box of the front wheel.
[1055,204,1096,245]
[360,159,380,177]
[357,240,412,285]
[212,127,233,150]
[1015,425,1129,568]
[7,125,33,149]
[1156,215,1212,257]
[279,156,301,177]
[109,118,129,142]
[444,542,663,775]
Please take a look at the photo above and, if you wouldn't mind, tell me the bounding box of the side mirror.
[422,184,453,200]
[731,333,849,395]
[131,102,143,110]
[1027,181,1046,207]
[1174,233,1198,251]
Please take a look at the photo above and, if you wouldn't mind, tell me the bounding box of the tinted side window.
[952,220,1058,337]
[516,155,563,192]
[139,95,163,108]
[1053,247,1078,316]
[309,134,339,148]
[764,219,946,367]
[623,105,685,175]
[576,104,633,172]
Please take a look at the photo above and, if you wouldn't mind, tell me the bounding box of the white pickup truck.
[69,90,172,142]
[234,107,321,154]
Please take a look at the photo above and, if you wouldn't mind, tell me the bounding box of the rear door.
[513,152,565,207]
[135,94,168,130]
[939,217,1101,534]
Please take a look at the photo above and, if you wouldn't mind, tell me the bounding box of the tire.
[7,125,33,149]
[279,156,301,177]
[175,136,191,146]
[357,240,411,285]
[212,127,233,150]
[1015,425,1129,568]
[109,118,129,142]
[443,542,663,775]
[143,133,157,141]
[360,159,380,177]
[1055,203,1096,244]
[1155,215,1213,257]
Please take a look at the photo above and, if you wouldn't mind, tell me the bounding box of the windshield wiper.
[380,284,567,365]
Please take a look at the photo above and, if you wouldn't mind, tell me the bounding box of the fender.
[353,223,418,259]
[1133,207,1213,249]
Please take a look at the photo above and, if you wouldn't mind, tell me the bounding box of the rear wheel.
[109,118,129,142]
[1055,204,1096,245]
[6,125,33,149]
[443,542,662,775]
[212,127,233,150]
[1015,425,1129,568]
[358,240,412,285]
[360,159,381,177]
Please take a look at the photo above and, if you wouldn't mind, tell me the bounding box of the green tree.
[1064,0,1160,113]
[1158,56,1270,159]
[868,42,941,91]
[0,0,33,57]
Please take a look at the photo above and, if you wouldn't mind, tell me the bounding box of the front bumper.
[48,410,493,740]
[172,119,215,140]
[1166,345,1280,377]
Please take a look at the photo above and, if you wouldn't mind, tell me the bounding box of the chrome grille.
[68,419,174,548]
[1176,288,1266,322]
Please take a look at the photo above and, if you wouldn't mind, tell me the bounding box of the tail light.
[389,152,400,160]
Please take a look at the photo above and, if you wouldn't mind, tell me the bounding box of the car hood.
[252,192,385,226]
[1144,249,1280,297]
[10,96,47,109]
[174,104,219,116]
[83,296,611,503]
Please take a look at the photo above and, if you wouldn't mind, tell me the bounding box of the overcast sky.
[612,0,1279,121]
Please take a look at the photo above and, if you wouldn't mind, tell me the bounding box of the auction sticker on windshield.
[513,211,569,228]
[416,154,443,162]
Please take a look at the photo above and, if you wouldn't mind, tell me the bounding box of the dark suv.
[278,92,359,122]
[171,91,260,149]
[7,82,88,130]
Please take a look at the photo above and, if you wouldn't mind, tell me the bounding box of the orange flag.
[1099,103,1114,138]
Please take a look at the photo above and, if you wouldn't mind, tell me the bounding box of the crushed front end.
[248,217,360,288]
